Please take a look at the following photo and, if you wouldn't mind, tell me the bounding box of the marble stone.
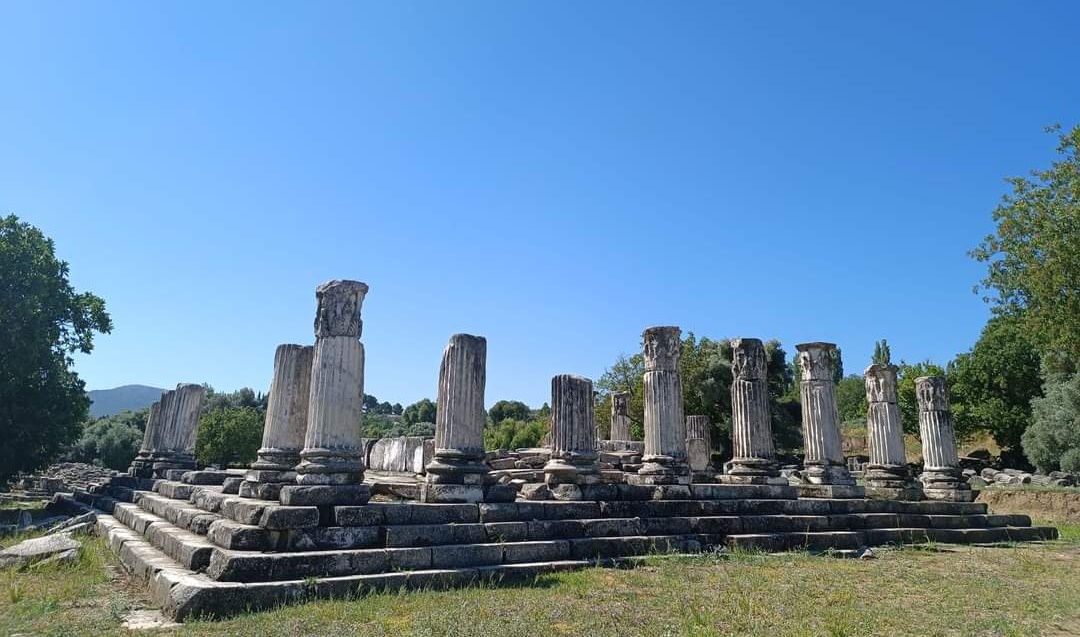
[544,374,600,495]
[295,281,369,488]
[796,343,855,487]
[610,391,632,441]
[685,415,713,476]
[864,364,922,500]
[422,334,490,503]
[722,338,782,484]
[916,376,973,502]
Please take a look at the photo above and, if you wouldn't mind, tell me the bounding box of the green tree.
[595,353,646,440]
[194,407,263,467]
[835,375,868,424]
[873,340,892,365]
[896,360,946,434]
[402,398,436,426]
[1021,369,1080,473]
[947,315,1042,451]
[484,417,547,450]
[765,340,802,453]
[72,412,143,470]
[0,215,112,485]
[203,385,267,413]
[488,400,531,424]
[971,124,1080,363]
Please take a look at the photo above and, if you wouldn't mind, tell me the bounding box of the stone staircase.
[79,476,1058,621]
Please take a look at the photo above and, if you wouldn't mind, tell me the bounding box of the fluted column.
[863,364,920,499]
[796,342,853,485]
[293,280,368,485]
[241,344,314,499]
[610,391,632,441]
[422,334,490,503]
[916,376,972,501]
[724,338,781,482]
[634,326,689,485]
[151,384,205,476]
[545,375,600,494]
[685,415,714,479]
[128,399,163,477]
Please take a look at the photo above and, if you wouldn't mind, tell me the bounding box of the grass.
[2,532,1079,637]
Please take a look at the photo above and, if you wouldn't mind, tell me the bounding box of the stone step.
[112,502,214,571]
[726,525,1058,552]
[207,535,702,582]
[133,491,223,535]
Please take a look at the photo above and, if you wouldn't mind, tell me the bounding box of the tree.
[402,398,436,426]
[392,403,403,415]
[971,124,1080,364]
[194,407,263,467]
[203,386,267,413]
[72,412,143,470]
[873,340,892,365]
[488,400,531,424]
[1022,369,1080,473]
[835,375,868,424]
[484,417,546,450]
[947,315,1042,451]
[0,215,112,485]
[896,360,946,434]
[595,353,646,440]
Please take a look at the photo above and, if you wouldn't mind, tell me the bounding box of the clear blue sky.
[2,2,1077,408]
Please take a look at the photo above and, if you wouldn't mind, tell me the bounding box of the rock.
[0,533,80,569]
[857,546,877,560]
[968,448,992,461]
[47,512,96,534]
[27,548,79,569]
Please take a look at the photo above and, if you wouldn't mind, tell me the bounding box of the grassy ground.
[2,524,1079,637]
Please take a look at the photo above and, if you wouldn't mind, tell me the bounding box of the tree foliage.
[203,386,266,412]
[72,411,144,470]
[363,394,400,415]
[0,215,112,485]
[947,315,1043,451]
[484,417,547,450]
[489,400,531,424]
[835,375,868,424]
[1022,369,1080,473]
[872,339,892,365]
[971,124,1080,364]
[401,398,437,426]
[194,407,263,467]
[362,413,434,438]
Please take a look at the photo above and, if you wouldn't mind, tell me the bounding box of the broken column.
[151,383,206,477]
[128,399,163,478]
[916,376,974,502]
[610,391,632,441]
[421,334,492,503]
[241,344,315,500]
[630,326,689,486]
[544,374,600,499]
[795,342,861,497]
[721,337,783,484]
[283,280,370,506]
[685,415,714,481]
[864,364,922,500]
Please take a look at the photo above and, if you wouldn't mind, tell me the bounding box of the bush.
[362,413,434,438]
[71,415,143,470]
[195,407,263,467]
[1022,373,1080,473]
[484,418,547,451]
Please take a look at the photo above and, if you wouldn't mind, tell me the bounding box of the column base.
[238,481,285,501]
[425,451,490,485]
[294,449,365,485]
[865,485,924,501]
[717,473,789,486]
[802,464,856,486]
[279,484,371,506]
[795,484,866,499]
[630,456,690,485]
[543,458,601,486]
[249,450,301,473]
[922,487,975,502]
[727,457,780,478]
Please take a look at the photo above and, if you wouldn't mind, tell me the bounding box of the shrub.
[72,416,143,470]
[1022,373,1080,473]
[195,407,263,467]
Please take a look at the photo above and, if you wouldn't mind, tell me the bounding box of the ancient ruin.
[127,384,206,479]
[629,326,689,486]
[795,342,862,498]
[544,374,601,499]
[685,414,714,481]
[609,391,632,441]
[863,364,922,500]
[722,338,783,485]
[916,376,975,502]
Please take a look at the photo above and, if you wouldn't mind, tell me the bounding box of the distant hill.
[88,385,165,418]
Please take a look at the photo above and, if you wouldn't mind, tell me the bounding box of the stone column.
[722,337,783,484]
[545,374,600,498]
[796,342,856,490]
[685,415,714,480]
[421,334,491,503]
[152,384,205,477]
[241,344,315,500]
[916,376,973,501]
[610,391,632,441]
[128,399,163,478]
[864,364,921,499]
[632,326,689,485]
[283,280,371,506]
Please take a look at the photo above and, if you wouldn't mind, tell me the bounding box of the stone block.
[206,520,271,551]
[430,543,502,568]
[384,523,487,547]
[795,484,866,499]
[691,516,743,535]
[484,522,529,542]
[258,506,320,530]
[581,518,642,537]
[542,502,600,520]
[220,477,242,495]
[238,481,283,501]
[181,471,230,486]
[279,485,371,506]
[526,519,584,540]
[503,540,570,563]
[221,499,267,526]
[569,536,649,559]
[483,484,518,503]
[419,483,484,504]
[282,526,381,551]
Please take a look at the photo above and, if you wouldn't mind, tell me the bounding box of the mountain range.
[88,384,165,418]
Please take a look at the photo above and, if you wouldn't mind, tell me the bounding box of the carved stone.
[795,342,857,492]
[631,326,689,486]
[916,376,973,502]
[545,375,600,495]
[421,334,490,503]
[150,384,205,477]
[241,345,314,499]
[864,364,922,500]
[685,415,714,481]
[128,399,163,478]
[291,281,369,504]
[610,391,632,441]
[722,338,781,483]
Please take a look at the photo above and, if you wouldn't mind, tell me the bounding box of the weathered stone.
[279,484,371,506]
[863,364,921,499]
[420,483,485,503]
[545,374,599,486]
[366,436,431,474]
[296,281,369,487]
[631,327,689,485]
[685,414,714,478]
[916,376,974,502]
[796,343,856,488]
[0,533,80,569]
[258,506,320,530]
[609,391,632,441]
[722,338,782,483]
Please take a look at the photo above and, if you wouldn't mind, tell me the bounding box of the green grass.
[3,534,1080,636]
